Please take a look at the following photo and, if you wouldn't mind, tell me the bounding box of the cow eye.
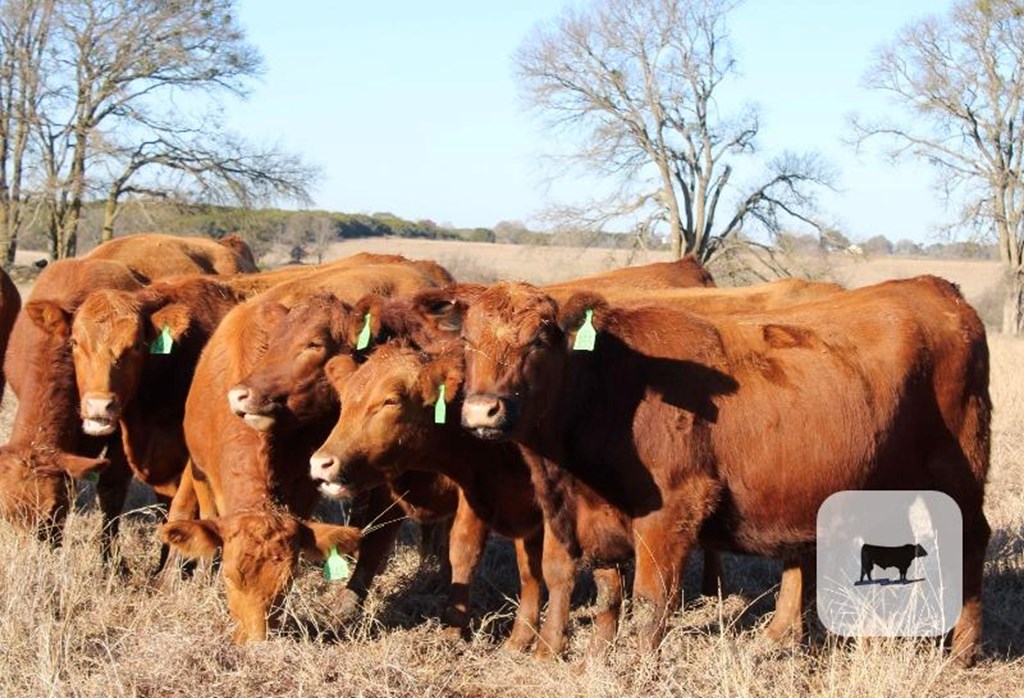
[306,340,324,350]
[381,396,400,408]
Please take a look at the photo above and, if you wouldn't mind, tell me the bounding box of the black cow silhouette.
[859,543,928,583]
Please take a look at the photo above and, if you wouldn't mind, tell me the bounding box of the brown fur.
[0,267,21,401]
[310,345,544,650]
[172,259,451,642]
[85,233,257,278]
[457,277,990,664]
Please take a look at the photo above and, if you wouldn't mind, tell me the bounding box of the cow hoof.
[440,624,470,644]
[330,587,364,625]
[501,632,534,653]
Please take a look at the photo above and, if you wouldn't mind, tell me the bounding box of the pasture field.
[0,243,1021,697]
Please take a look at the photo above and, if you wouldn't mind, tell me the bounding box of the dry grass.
[0,247,1021,697]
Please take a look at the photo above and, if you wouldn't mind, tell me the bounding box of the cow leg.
[701,550,724,597]
[441,491,489,640]
[420,518,453,583]
[337,487,402,622]
[952,512,990,667]
[586,565,623,658]
[533,520,577,660]
[95,440,132,572]
[631,522,690,652]
[764,554,814,644]
[152,467,202,590]
[505,527,544,652]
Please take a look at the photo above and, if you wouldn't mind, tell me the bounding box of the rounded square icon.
[816,490,962,637]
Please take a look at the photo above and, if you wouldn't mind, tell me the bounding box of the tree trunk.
[101,193,117,242]
[1003,269,1023,336]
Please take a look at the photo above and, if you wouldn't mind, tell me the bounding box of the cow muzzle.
[309,451,351,499]
[81,395,119,436]
[227,385,277,431]
[461,393,517,440]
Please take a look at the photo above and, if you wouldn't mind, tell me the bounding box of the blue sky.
[229,0,957,244]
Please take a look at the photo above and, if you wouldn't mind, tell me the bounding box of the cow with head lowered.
[0,233,257,558]
[162,258,454,642]
[454,276,989,665]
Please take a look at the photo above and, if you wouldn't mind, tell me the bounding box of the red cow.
[0,234,256,556]
[162,260,452,642]
[456,276,989,665]
[309,344,544,650]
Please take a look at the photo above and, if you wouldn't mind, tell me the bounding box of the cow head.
[459,283,605,441]
[309,346,462,498]
[68,290,192,436]
[351,284,485,353]
[914,543,928,558]
[228,294,356,431]
[161,510,360,643]
[0,443,109,542]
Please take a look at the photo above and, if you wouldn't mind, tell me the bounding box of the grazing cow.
[309,344,545,650]
[162,511,361,643]
[163,260,451,642]
[455,276,989,664]
[859,543,928,583]
[0,234,257,555]
[0,267,22,400]
[542,254,715,293]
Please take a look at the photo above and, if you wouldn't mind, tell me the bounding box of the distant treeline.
[12,200,998,263]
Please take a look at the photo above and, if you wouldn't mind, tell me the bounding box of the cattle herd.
[0,234,991,666]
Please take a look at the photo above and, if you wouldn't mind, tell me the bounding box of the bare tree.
[8,0,316,260]
[0,0,52,264]
[516,0,834,267]
[854,0,1024,334]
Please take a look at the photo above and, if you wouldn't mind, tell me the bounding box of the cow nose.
[82,395,117,419]
[227,386,251,414]
[309,451,340,483]
[462,394,508,428]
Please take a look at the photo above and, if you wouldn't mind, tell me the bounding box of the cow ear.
[417,351,463,408]
[24,300,73,338]
[58,453,110,479]
[258,301,289,331]
[147,302,192,343]
[298,521,361,561]
[557,292,609,341]
[161,519,223,560]
[324,354,359,390]
[349,295,388,349]
[413,284,483,334]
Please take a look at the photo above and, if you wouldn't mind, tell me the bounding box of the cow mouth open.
[468,426,508,441]
[82,418,116,436]
[240,412,276,431]
[317,480,351,499]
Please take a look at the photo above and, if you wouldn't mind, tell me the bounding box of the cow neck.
[11,336,81,451]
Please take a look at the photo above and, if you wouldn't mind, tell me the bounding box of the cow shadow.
[853,578,924,587]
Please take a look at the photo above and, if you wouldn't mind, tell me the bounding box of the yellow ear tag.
[323,545,350,582]
[434,383,447,424]
[355,312,372,350]
[572,309,597,351]
[149,325,173,355]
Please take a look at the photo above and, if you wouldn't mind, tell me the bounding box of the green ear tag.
[85,472,99,484]
[434,383,447,424]
[355,312,372,350]
[149,325,173,355]
[572,309,597,351]
[323,545,350,582]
